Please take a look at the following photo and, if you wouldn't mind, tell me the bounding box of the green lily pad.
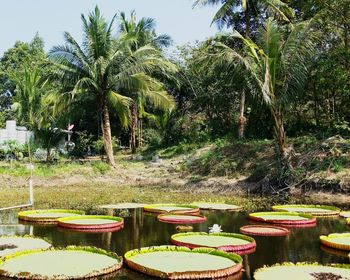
[272,204,340,216]
[125,246,243,279]
[0,246,123,279]
[254,263,350,280]
[0,236,51,257]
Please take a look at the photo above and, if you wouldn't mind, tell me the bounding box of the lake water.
[0,209,349,279]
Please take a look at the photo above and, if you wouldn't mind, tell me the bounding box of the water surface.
[0,209,349,279]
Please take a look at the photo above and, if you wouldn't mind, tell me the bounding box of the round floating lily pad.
[321,245,350,258]
[125,246,243,279]
[191,202,241,211]
[254,263,350,280]
[340,211,350,218]
[171,232,256,253]
[0,236,51,257]
[144,204,200,214]
[272,204,340,217]
[320,233,350,251]
[158,214,206,224]
[249,212,316,226]
[57,215,124,231]
[18,209,85,224]
[240,225,290,237]
[0,246,123,279]
[99,203,147,210]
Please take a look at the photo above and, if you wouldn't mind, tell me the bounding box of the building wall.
[0,120,34,145]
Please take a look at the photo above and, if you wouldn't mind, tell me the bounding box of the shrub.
[91,161,110,174]
[143,128,163,147]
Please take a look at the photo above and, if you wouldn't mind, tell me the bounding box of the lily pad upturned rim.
[124,245,243,279]
[249,212,317,225]
[320,233,350,251]
[57,215,124,230]
[158,214,207,224]
[272,204,341,217]
[239,225,290,237]
[170,232,256,253]
[254,262,350,280]
[191,202,242,211]
[18,209,85,223]
[143,204,200,214]
[0,246,123,279]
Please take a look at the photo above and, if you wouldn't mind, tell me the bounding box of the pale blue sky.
[0,0,219,55]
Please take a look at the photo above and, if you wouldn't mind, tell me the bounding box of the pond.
[0,209,349,279]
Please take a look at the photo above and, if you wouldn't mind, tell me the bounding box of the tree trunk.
[238,91,247,139]
[237,4,251,139]
[101,100,116,166]
[270,107,292,172]
[130,104,137,154]
[138,119,143,148]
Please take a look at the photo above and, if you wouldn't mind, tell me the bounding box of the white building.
[0,120,34,145]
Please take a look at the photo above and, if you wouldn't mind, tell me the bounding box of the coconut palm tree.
[194,0,294,139]
[49,7,176,165]
[210,18,318,172]
[119,11,172,50]
[118,12,175,152]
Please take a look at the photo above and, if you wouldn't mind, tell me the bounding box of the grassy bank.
[0,135,349,212]
[0,183,277,213]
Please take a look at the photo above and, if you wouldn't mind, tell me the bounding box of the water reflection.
[0,210,349,279]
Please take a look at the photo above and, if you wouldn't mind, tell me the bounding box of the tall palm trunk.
[130,104,138,153]
[270,107,292,171]
[101,99,116,166]
[238,4,250,139]
[138,118,143,148]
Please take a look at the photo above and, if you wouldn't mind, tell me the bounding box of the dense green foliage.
[0,2,349,185]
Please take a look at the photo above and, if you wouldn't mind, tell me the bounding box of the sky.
[0,0,219,55]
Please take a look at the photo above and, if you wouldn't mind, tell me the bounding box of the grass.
[0,182,277,213]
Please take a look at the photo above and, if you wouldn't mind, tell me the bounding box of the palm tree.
[49,7,176,165]
[210,18,318,172]
[10,64,64,162]
[119,11,172,50]
[118,12,175,152]
[10,65,47,130]
[194,0,294,139]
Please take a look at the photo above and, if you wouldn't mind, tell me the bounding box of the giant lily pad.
[0,236,51,257]
[320,233,350,251]
[0,246,123,279]
[191,202,241,211]
[272,204,340,217]
[144,204,200,214]
[99,203,147,210]
[57,215,124,232]
[125,246,243,279]
[249,212,316,226]
[171,232,256,254]
[240,225,290,237]
[18,209,85,224]
[254,263,350,280]
[340,211,350,218]
[158,214,206,224]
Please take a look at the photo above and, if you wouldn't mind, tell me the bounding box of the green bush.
[143,128,163,147]
[0,140,25,160]
[91,161,110,174]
